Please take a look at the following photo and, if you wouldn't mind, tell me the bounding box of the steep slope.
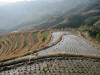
[0,0,82,31]
[51,0,100,29]
[20,0,100,31]
[0,30,51,60]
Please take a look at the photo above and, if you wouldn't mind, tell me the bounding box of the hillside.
[0,31,100,75]
[0,30,52,60]
[54,0,100,29]
[20,0,100,31]
[0,0,83,32]
[0,0,100,75]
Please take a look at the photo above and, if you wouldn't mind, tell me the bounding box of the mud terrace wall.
[0,54,100,75]
[0,31,100,75]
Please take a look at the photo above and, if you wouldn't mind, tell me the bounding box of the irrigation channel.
[0,31,100,75]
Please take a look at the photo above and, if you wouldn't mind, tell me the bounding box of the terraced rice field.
[37,32,100,56]
[0,30,51,60]
[48,32,65,44]
[0,31,100,75]
[0,54,100,75]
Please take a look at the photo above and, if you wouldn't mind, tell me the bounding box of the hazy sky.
[0,0,35,3]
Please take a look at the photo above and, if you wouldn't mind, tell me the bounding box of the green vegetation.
[53,0,100,29]
[55,11,100,29]
[32,32,39,43]
[84,16,100,26]
[94,20,100,26]
[42,30,50,41]
[96,33,100,42]
[79,25,100,42]
[53,0,100,44]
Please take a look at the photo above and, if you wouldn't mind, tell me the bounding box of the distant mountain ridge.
[0,0,100,33]
[19,0,100,31]
[0,0,81,30]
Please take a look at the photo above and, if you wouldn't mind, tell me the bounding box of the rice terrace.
[0,0,100,75]
[0,30,100,75]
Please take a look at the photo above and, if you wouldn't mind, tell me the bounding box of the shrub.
[96,33,100,42]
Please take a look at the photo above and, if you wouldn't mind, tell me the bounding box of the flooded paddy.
[0,31,100,75]
[38,32,100,55]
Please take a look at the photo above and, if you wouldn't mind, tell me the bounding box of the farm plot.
[0,54,100,75]
[48,32,64,44]
[0,31,51,60]
[37,32,100,56]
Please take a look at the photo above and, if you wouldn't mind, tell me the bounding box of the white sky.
[0,0,35,3]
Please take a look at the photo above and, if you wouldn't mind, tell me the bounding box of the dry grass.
[0,30,51,61]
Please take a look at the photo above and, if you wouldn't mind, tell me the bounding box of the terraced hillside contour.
[0,31,100,75]
[0,30,51,60]
[0,54,100,75]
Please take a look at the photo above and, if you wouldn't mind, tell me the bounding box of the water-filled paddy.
[38,32,100,55]
[0,31,100,75]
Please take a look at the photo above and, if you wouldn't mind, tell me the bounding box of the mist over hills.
[0,0,99,33]
[20,0,100,31]
[0,0,80,30]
